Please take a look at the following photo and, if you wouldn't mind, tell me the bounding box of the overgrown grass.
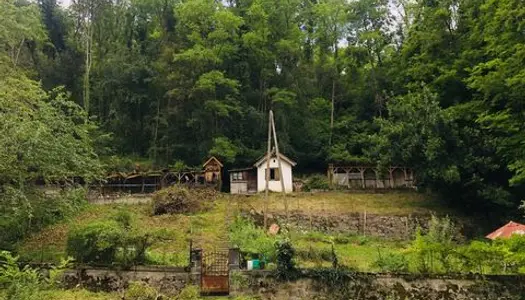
[17,191,440,269]
[290,231,407,271]
[241,191,445,216]
[36,289,119,300]
[17,196,234,265]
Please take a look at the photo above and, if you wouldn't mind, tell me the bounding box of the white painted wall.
[256,156,293,193]
[230,181,248,194]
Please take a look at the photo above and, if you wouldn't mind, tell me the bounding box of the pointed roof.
[253,149,297,167]
[486,221,525,240]
[203,156,223,168]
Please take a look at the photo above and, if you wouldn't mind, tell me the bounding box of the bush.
[229,216,277,262]
[302,174,330,192]
[152,185,216,215]
[67,217,155,266]
[372,252,408,273]
[406,215,459,273]
[0,187,88,250]
[275,239,297,280]
[175,285,200,300]
[0,251,42,300]
[67,221,123,264]
[0,251,72,300]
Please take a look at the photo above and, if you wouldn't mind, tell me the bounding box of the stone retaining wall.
[63,266,525,299]
[230,270,525,300]
[243,210,434,239]
[243,209,480,239]
[62,266,195,295]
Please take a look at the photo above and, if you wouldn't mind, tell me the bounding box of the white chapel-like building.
[229,150,297,194]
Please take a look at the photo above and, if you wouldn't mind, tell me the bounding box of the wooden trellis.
[327,164,415,189]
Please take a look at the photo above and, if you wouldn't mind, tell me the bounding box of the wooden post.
[359,168,365,189]
[405,216,409,239]
[363,210,367,237]
[328,164,334,188]
[270,111,288,224]
[389,168,394,188]
[264,110,272,229]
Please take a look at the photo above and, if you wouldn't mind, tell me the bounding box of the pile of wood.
[152,185,217,215]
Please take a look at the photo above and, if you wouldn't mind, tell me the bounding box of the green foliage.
[174,285,201,300]
[0,188,88,250]
[209,137,239,164]
[406,216,459,273]
[372,252,408,273]
[0,251,42,300]
[302,174,330,191]
[275,239,297,280]
[66,220,123,264]
[229,216,277,262]
[0,251,72,300]
[66,215,155,266]
[124,281,159,300]
[1,0,525,232]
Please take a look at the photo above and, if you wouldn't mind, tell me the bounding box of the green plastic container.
[252,259,260,269]
[248,259,260,270]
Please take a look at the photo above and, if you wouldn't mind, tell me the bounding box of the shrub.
[175,285,201,300]
[275,239,297,280]
[0,187,88,250]
[0,251,42,300]
[113,209,133,229]
[406,215,459,273]
[302,174,330,191]
[66,218,155,266]
[152,185,216,215]
[229,216,277,262]
[67,220,124,264]
[372,252,408,273]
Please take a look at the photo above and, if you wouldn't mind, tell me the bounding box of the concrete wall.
[257,157,293,193]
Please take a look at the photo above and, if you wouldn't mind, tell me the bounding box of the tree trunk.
[83,24,93,114]
[329,79,335,145]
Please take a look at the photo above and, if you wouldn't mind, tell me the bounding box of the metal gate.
[200,249,230,295]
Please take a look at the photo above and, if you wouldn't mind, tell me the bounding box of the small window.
[232,172,243,181]
[266,168,280,181]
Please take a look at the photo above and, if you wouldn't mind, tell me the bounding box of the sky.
[59,0,71,7]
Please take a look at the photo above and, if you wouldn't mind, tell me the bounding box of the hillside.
[18,191,444,270]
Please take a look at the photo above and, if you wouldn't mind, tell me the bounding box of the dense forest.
[1,0,525,227]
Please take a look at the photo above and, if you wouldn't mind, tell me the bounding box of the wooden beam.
[264,110,272,229]
[270,111,288,223]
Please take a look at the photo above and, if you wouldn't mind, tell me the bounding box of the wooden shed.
[229,167,258,194]
[203,156,223,184]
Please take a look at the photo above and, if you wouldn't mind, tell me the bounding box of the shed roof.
[253,149,297,168]
[228,167,254,172]
[486,221,525,240]
[203,156,223,168]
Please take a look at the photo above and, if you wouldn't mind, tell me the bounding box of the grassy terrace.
[17,191,440,270]
[18,198,233,265]
[240,191,446,216]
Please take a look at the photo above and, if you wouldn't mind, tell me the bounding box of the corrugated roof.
[486,221,525,240]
